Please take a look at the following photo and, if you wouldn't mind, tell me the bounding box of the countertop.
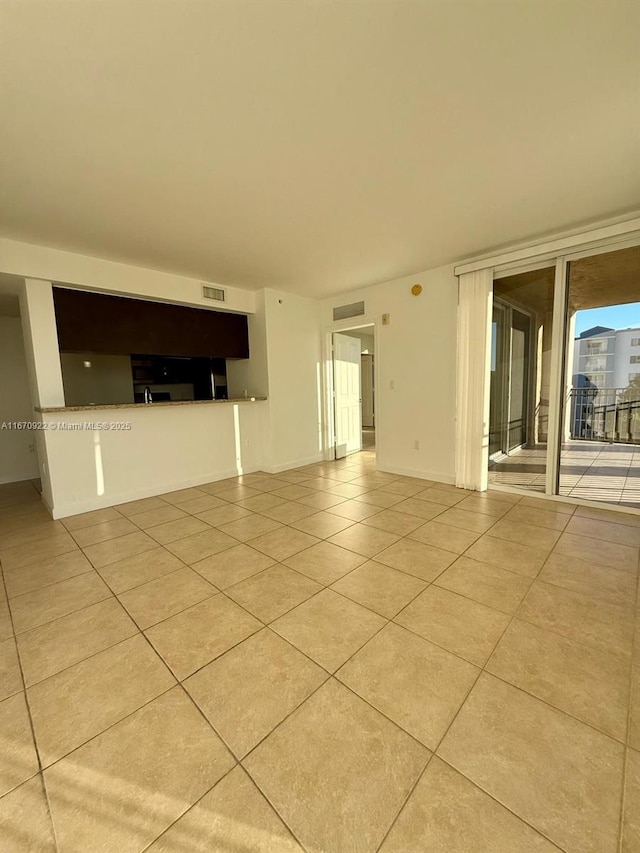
[35,397,267,414]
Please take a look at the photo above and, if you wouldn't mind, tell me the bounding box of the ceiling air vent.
[202,284,226,303]
[333,301,365,322]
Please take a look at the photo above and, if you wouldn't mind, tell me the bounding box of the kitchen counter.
[35,397,267,413]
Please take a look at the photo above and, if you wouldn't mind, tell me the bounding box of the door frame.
[322,318,380,462]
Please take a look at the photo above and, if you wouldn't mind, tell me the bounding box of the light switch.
[382,313,390,325]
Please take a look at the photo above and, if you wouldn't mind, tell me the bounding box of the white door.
[361,354,374,427]
[333,333,362,455]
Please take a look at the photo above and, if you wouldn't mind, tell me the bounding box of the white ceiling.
[0,1,638,298]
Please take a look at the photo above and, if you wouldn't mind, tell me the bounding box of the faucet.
[144,386,153,404]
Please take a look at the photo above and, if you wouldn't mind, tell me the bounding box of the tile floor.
[0,451,639,852]
[489,439,640,507]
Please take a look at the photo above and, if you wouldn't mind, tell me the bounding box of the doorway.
[331,324,376,459]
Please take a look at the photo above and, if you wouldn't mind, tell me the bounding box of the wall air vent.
[333,301,365,322]
[202,284,226,303]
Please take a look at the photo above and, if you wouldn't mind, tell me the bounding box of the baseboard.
[376,463,456,486]
[0,472,39,485]
[51,465,262,519]
[261,453,326,475]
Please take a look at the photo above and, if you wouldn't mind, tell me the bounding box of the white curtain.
[455,268,493,490]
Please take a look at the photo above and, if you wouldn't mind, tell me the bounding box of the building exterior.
[571,325,640,441]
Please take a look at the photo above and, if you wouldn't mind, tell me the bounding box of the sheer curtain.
[455,268,493,490]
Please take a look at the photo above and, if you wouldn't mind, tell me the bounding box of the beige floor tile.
[465,535,549,577]
[390,498,450,524]
[196,503,253,526]
[574,503,640,527]
[0,776,56,853]
[630,667,640,749]
[283,541,367,585]
[554,531,639,573]
[361,508,425,536]
[327,482,372,499]
[380,756,560,852]
[215,485,262,503]
[0,598,11,641]
[115,496,171,516]
[566,514,640,548]
[338,623,478,749]
[2,550,93,599]
[488,518,560,552]
[434,507,496,534]
[438,673,625,853]
[435,556,532,615]
[83,530,158,569]
[44,687,234,853]
[414,486,469,506]
[377,480,427,497]
[118,568,218,629]
[328,523,400,558]
[225,565,322,623]
[249,527,320,561]
[395,586,509,666]
[297,491,348,510]
[288,510,355,539]
[269,484,318,501]
[160,487,211,505]
[61,507,123,531]
[147,516,212,544]
[127,505,188,530]
[540,551,637,606]
[244,679,429,853]
[518,495,576,514]
[185,628,326,757]
[374,537,456,581]
[488,618,630,741]
[175,494,229,515]
[146,765,304,853]
[17,598,137,686]
[332,561,426,618]
[71,517,139,548]
[409,519,480,553]
[145,594,262,679]
[236,493,287,512]
[96,547,185,593]
[503,503,570,531]
[166,528,238,564]
[354,489,404,508]
[218,514,282,542]
[192,543,275,589]
[0,532,78,572]
[0,520,67,551]
[259,501,318,524]
[326,500,383,521]
[0,638,22,700]
[455,495,512,518]
[0,692,39,797]
[271,589,385,672]
[518,580,634,660]
[10,571,111,634]
[623,748,640,853]
[28,634,175,766]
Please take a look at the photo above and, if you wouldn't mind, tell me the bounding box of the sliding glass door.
[489,301,531,458]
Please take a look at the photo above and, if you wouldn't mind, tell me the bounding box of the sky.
[574,303,640,336]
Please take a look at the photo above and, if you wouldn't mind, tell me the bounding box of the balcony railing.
[569,387,640,444]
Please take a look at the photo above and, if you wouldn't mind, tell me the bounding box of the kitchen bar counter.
[35,397,267,413]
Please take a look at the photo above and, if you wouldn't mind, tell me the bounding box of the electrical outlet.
[389,380,395,390]
[28,443,35,453]
[414,440,420,450]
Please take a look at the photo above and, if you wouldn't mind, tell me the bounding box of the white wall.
[60,353,135,406]
[321,264,458,483]
[227,290,269,399]
[0,316,40,483]
[42,401,267,517]
[0,238,256,315]
[261,289,324,471]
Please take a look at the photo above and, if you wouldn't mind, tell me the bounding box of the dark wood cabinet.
[53,287,249,359]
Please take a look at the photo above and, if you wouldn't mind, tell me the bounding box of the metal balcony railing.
[569,387,640,444]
